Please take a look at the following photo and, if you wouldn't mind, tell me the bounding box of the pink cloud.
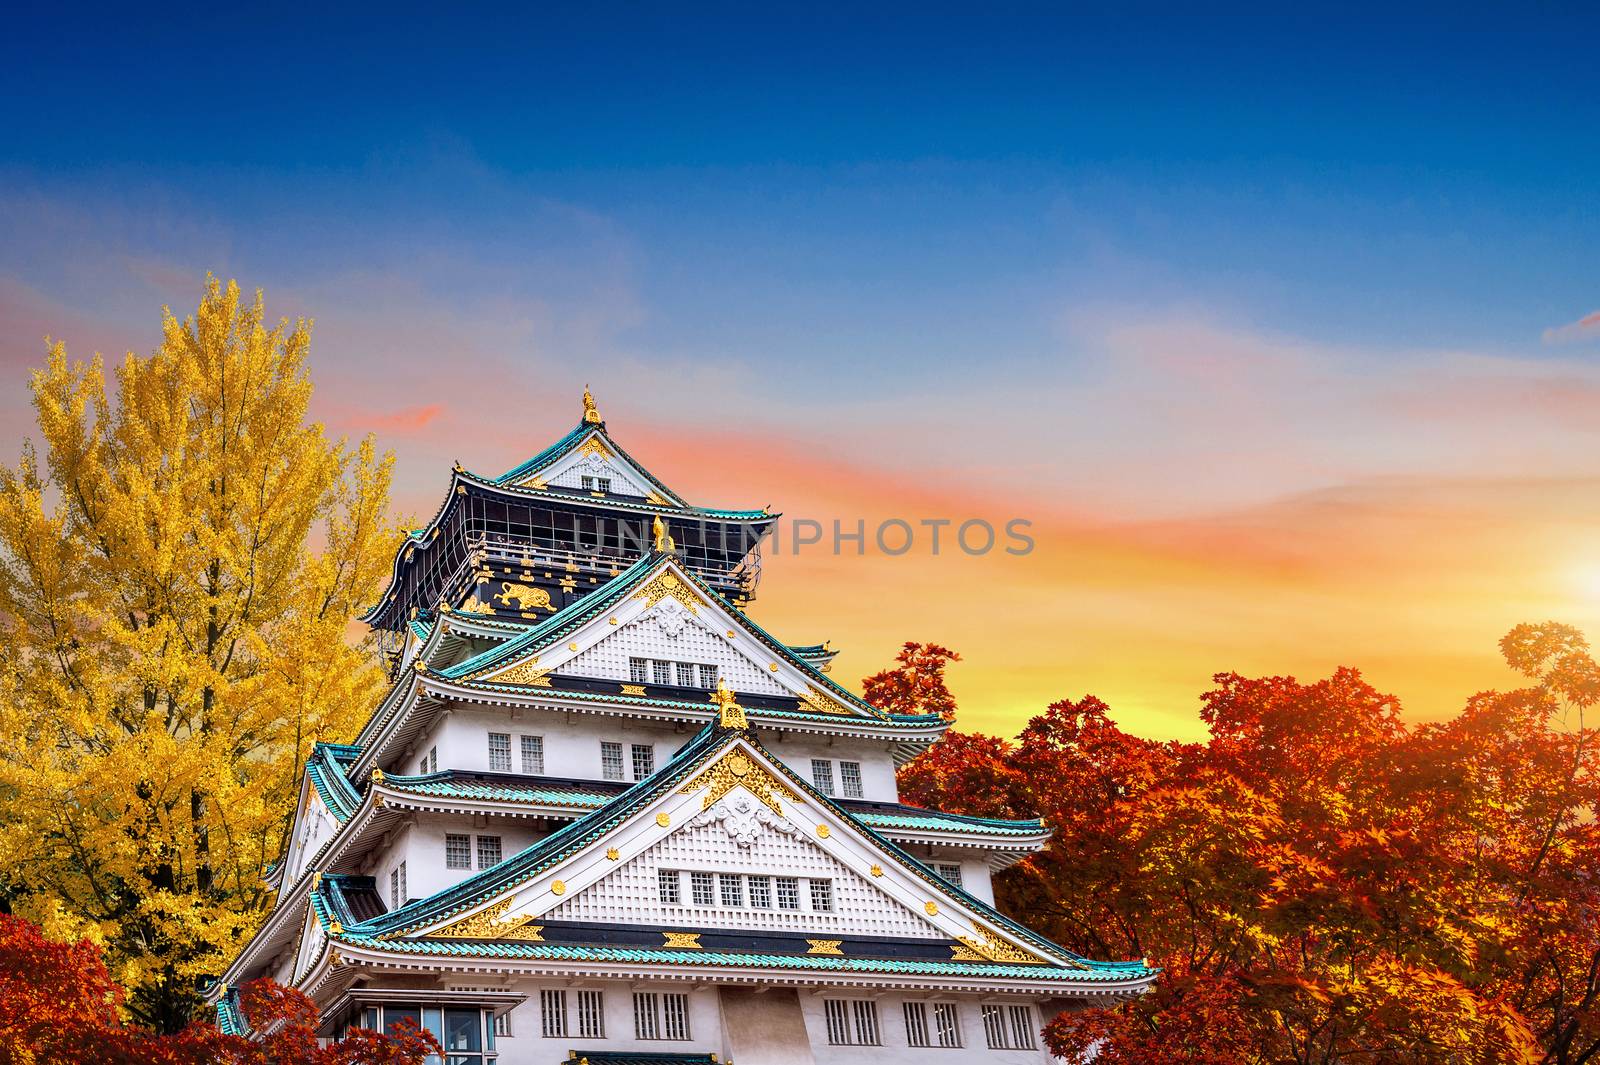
[1542,310,1600,345]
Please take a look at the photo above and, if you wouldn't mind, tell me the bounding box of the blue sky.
[3,7,1599,735]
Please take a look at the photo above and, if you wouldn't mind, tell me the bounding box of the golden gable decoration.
[633,570,699,614]
[680,749,799,816]
[425,899,544,942]
[949,928,1048,965]
[486,660,552,687]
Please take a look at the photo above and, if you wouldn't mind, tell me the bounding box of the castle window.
[809,879,834,912]
[810,760,835,796]
[629,657,649,683]
[719,873,744,907]
[776,876,801,910]
[652,660,672,685]
[658,869,681,905]
[982,1004,1036,1050]
[690,871,716,906]
[631,744,655,780]
[488,733,511,772]
[580,475,594,490]
[446,834,471,870]
[493,1011,511,1038]
[698,663,718,687]
[596,477,611,493]
[676,661,696,686]
[476,835,502,869]
[748,875,772,908]
[576,989,605,1038]
[935,862,964,887]
[601,741,625,780]
[429,746,437,773]
[839,760,863,798]
[907,1001,962,1048]
[634,992,691,1041]
[520,734,544,774]
[540,989,567,1037]
[389,861,406,907]
[824,999,880,1046]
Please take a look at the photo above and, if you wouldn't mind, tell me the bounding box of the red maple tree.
[882,623,1600,1064]
[0,913,436,1065]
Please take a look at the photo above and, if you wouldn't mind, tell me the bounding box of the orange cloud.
[1543,310,1600,345]
[367,403,445,433]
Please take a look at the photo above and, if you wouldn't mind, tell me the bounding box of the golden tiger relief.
[493,582,552,612]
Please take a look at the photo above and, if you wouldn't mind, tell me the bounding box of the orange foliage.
[885,623,1600,1063]
[0,913,435,1065]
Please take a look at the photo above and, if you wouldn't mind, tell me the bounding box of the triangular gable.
[292,891,331,984]
[280,782,341,889]
[453,555,883,720]
[495,422,688,507]
[384,727,1073,969]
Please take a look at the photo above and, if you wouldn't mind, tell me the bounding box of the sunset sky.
[3,10,1598,739]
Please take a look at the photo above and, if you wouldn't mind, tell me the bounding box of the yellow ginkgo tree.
[0,277,404,1031]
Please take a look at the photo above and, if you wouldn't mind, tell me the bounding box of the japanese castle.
[212,391,1155,1063]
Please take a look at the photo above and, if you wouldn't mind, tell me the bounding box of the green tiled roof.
[306,743,362,822]
[440,554,894,724]
[321,722,1151,983]
[339,935,1150,982]
[378,770,1045,838]
[214,989,247,1036]
[562,1053,719,1065]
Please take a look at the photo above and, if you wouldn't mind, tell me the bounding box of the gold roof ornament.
[582,385,602,424]
[652,515,676,554]
[711,678,748,730]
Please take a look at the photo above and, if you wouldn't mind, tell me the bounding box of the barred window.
[580,475,594,490]
[719,873,744,908]
[576,989,605,1039]
[652,660,672,685]
[698,663,717,687]
[904,1002,929,1047]
[809,879,834,912]
[935,862,964,887]
[631,744,655,780]
[776,876,800,910]
[663,993,690,1040]
[428,746,437,774]
[488,732,511,772]
[748,875,772,908]
[389,861,406,907]
[632,991,690,1040]
[982,1004,1036,1050]
[824,999,880,1046]
[810,759,835,796]
[418,755,427,775]
[839,760,863,798]
[493,1011,511,1037]
[932,1002,962,1048]
[476,835,502,869]
[676,662,696,686]
[521,735,544,774]
[633,993,659,1040]
[658,869,681,905]
[540,989,567,1038]
[629,657,649,684]
[596,477,611,493]
[601,741,624,781]
[445,834,471,870]
[690,871,716,906]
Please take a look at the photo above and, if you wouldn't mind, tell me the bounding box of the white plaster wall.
[799,993,1057,1065]
[759,733,900,803]
[361,815,549,905]
[424,982,1058,1065]
[400,707,690,782]
[486,979,724,1064]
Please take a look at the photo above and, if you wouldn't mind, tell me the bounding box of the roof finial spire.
[652,514,676,554]
[711,678,748,730]
[582,384,602,425]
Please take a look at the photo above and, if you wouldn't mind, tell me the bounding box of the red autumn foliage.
[880,622,1600,1064]
[861,641,961,721]
[0,913,435,1065]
